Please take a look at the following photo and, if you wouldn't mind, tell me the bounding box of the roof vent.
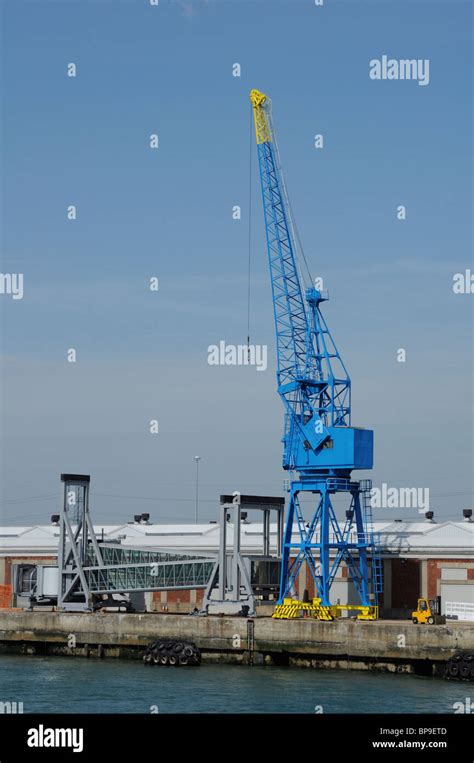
[51,515,60,525]
[463,508,472,522]
[425,511,435,522]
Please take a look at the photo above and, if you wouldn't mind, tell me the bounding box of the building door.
[391,559,420,613]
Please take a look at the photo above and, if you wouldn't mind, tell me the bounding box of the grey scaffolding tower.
[58,474,97,610]
[202,493,284,615]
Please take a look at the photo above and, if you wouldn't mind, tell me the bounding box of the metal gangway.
[84,545,215,595]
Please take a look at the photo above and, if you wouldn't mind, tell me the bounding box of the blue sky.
[1,0,472,525]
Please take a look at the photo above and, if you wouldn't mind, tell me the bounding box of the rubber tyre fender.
[460,661,470,679]
[160,654,169,666]
[183,646,194,658]
[448,661,459,678]
[173,642,185,653]
[169,655,178,666]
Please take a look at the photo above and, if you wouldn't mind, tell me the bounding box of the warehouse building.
[0,513,473,618]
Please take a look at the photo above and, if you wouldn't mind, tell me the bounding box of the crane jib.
[252,105,309,384]
[249,87,373,472]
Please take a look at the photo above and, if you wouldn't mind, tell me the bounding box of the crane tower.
[250,89,381,618]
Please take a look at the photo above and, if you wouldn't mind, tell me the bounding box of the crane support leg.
[278,490,297,602]
[353,490,371,607]
[277,479,380,613]
[320,487,331,606]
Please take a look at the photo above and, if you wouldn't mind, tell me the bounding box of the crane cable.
[246,102,252,361]
[270,107,313,288]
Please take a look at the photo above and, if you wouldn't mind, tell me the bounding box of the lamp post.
[194,456,201,524]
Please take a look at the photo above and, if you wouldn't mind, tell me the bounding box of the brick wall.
[427,558,474,599]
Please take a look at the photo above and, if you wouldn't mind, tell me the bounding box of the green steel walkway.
[81,544,216,594]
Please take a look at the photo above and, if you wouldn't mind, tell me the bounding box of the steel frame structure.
[202,493,284,615]
[57,474,215,610]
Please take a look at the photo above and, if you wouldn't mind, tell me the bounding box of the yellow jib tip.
[250,89,267,107]
[250,89,271,144]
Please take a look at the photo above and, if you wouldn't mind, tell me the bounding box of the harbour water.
[0,656,466,714]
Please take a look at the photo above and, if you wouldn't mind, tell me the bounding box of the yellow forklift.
[412,595,445,624]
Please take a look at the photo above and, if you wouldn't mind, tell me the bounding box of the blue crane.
[250,89,382,618]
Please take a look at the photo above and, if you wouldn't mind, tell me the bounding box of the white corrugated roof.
[0,519,472,557]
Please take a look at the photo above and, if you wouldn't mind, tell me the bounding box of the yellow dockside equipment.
[411,597,445,625]
[273,598,378,621]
